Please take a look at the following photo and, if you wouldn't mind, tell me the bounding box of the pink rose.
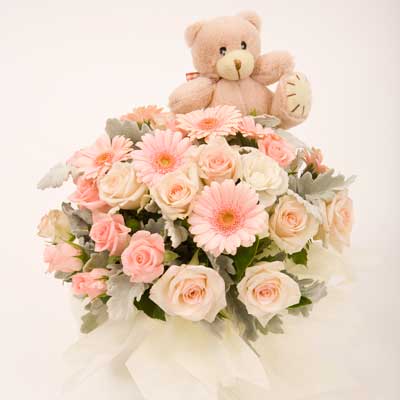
[303,147,329,173]
[43,243,83,273]
[71,268,110,299]
[257,133,295,168]
[69,176,109,212]
[121,231,165,283]
[196,136,242,184]
[89,213,131,256]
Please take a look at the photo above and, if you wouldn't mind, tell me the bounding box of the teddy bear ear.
[185,21,204,47]
[237,11,262,31]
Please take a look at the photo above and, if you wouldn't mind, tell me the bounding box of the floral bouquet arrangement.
[37,105,355,398]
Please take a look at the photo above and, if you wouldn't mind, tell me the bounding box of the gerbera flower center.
[95,152,112,166]
[155,153,176,171]
[216,208,241,233]
[198,117,219,131]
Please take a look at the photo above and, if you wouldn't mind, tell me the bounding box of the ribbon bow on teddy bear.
[169,11,312,129]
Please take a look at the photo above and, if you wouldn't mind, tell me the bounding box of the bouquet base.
[59,245,373,400]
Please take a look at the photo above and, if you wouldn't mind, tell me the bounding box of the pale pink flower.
[238,116,274,139]
[68,134,133,179]
[316,191,354,252]
[121,231,165,283]
[43,242,82,273]
[37,210,71,243]
[150,264,226,322]
[132,130,192,186]
[69,176,109,212]
[257,133,296,168]
[303,147,329,173]
[121,105,168,128]
[72,268,110,299]
[237,261,301,326]
[165,117,188,136]
[188,180,268,257]
[176,105,242,141]
[89,213,131,256]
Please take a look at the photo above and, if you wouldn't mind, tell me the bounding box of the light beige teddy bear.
[169,11,311,129]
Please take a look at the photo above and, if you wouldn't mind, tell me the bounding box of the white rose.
[98,162,148,210]
[237,261,301,326]
[316,190,354,252]
[150,264,226,322]
[150,163,201,220]
[37,210,71,243]
[196,136,242,184]
[241,150,288,207]
[269,195,319,254]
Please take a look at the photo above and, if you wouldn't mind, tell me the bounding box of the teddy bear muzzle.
[216,49,255,81]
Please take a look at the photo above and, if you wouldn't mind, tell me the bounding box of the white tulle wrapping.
[59,245,373,400]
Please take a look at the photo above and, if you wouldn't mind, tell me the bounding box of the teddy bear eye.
[219,47,227,56]
[241,41,247,50]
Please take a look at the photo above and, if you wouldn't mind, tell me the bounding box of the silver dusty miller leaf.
[81,298,108,334]
[275,128,308,150]
[165,219,188,248]
[286,273,328,317]
[62,203,92,238]
[143,218,165,235]
[289,170,356,202]
[207,253,235,292]
[226,288,259,342]
[106,274,147,321]
[105,118,152,144]
[83,251,109,272]
[253,114,281,128]
[37,162,78,190]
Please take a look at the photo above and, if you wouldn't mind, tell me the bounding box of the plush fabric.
[169,11,312,129]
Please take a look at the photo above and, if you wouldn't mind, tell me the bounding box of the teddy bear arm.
[251,51,295,86]
[169,77,215,114]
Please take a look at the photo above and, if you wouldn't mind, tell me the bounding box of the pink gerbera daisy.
[132,129,192,186]
[121,105,167,128]
[176,105,242,141]
[68,135,133,179]
[238,116,274,139]
[188,180,268,257]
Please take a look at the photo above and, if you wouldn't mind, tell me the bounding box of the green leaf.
[288,248,308,266]
[126,218,141,233]
[233,236,260,282]
[163,250,179,264]
[258,252,286,263]
[288,296,312,309]
[257,237,272,254]
[134,289,166,321]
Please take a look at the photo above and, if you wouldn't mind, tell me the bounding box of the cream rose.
[98,162,148,210]
[150,264,226,322]
[241,150,288,207]
[269,195,319,254]
[37,210,71,243]
[150,163,201,220]
[316,191,354,252]
[196,136,242,184]
[237,261,301,326]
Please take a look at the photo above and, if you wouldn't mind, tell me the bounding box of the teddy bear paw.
[282,72,312,119]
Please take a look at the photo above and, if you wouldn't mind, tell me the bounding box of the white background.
[0,0,399,398]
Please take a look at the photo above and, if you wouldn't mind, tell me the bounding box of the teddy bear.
[169,11,311,129]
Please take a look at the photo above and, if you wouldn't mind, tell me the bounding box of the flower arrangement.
[37,104,354,340]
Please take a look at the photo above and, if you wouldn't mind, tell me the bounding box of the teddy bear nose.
[234,59,242,71]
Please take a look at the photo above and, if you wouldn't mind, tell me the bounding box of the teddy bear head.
[185,11,262,81]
